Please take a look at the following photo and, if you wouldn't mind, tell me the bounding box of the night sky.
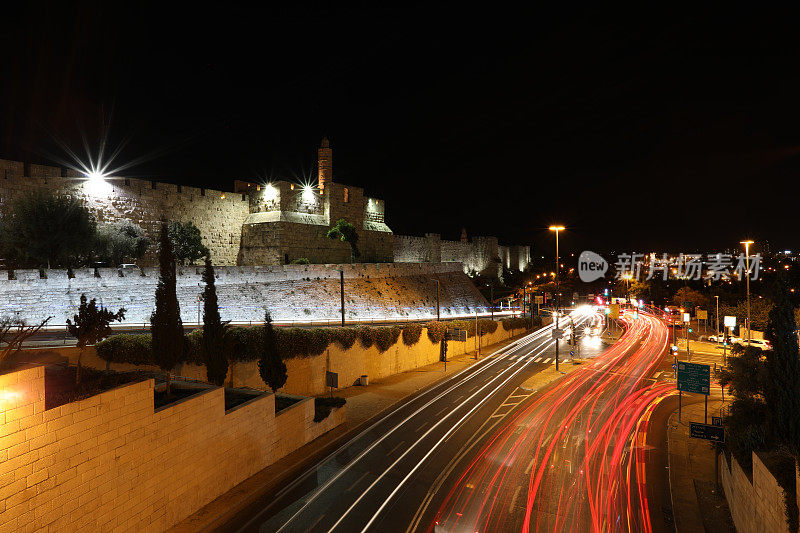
[2,3,800,256]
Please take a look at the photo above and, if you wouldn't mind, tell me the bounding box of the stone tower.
[317,138,332,191]
[460,227,468,243]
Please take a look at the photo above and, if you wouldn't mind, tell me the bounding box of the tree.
[66,294,126,383]
[151,222,184,393]
[201,255,228,386]
[763,272,800,453]
[95,221,149,265]
[0,190,96,268]
[326,218,360,263]
[672,287,709,312]
[0,317,52,369]
[258,311,287,393]
[168,221,208,265]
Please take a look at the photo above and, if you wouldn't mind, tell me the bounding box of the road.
[428,312,673,532]
[220,308,603,533]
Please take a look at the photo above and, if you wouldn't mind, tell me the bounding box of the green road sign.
[677,361,710,395]
[690,422,725,442]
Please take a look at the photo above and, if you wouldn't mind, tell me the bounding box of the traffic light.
[688,328,693,333]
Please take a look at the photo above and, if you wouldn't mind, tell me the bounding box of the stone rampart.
[0,262,487,325]
[0,366,344,531]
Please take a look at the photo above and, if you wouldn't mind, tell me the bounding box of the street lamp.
[714,295,720,337]
[740,240,754,345]
[549,225,565,371]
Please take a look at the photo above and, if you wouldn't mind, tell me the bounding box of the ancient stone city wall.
[0,262,488,325]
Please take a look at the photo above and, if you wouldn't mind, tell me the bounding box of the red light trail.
[432,312,673,532]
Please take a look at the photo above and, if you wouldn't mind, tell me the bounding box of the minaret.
[460,228,468,243]
[317,138,332,191]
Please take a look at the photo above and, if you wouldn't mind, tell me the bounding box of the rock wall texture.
[0,262,488,325]
[719,452,794,533]
[0,366,344,532]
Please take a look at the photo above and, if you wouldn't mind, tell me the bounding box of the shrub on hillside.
[330,327,358,350]
[426,321,446,343]
[225,327,261,362]
[357,325,375,349]
[501,316,542,331]
[96,334,153,365]
[374,326,402,352]
[479,319,499,335]
[276,328,305,359]
[401,323,423,346]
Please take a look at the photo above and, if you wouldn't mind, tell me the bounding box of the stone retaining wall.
[0,262,487,325]
[0,366,343,532]
[719,452,796,533]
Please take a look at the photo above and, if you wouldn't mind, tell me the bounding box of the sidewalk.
[667,396,735,532]
[169,331,530,532]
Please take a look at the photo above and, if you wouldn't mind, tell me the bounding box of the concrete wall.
[720,452,793,533]
[0,262,487,325]
[0,160,249,266]
[0,366,344,532]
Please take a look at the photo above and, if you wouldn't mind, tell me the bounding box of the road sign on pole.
[696,309,708,320]
[690,422,725,442]
[608,304,620,319]
[724,315,736,328]
[446,328,467,342]
[677,362,710,394]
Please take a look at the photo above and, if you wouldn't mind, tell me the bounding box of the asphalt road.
[428,313,672,533]
[219,309,603,533]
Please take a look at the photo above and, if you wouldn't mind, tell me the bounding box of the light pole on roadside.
[740,240,754,345]
[549,225,565,371]
[714,295,720,336]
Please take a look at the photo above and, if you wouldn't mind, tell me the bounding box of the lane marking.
[345,470,371,493]
[386,440,406,457]
[415,422,429,433]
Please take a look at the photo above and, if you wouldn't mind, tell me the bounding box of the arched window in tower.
[343,187,350,203]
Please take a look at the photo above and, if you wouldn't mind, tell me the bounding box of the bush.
[314,396,346,422]
[308,329,331,356]
[501,316,539,331]
[402,323,423,346]
[183,329,204,364]
[225,327,261,362]
[357,325,375,349]
[96,334,154,365]
[479,319,499,335]
[374,326,401,352]
[276,328,305,359]
[290,257,310,264]
[330,327,358,350]
[426,321,446,343]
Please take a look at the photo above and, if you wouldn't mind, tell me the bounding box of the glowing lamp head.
[548,225,565,232]
[85,170,106,181]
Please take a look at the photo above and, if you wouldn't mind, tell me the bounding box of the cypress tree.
[201,254,228,385]
[764,272,800,453]
[258,311,287,393]
[151,221,183,394]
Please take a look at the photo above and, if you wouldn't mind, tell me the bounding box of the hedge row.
[95,318,540,366]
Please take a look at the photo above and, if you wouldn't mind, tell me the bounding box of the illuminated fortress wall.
[0,262,488,325]
[0,159,250,266]
[394,232,531,276]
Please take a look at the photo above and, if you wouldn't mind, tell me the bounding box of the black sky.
[2,3,800,256]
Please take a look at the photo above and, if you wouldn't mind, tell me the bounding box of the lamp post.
[549,225,565,371]
[740,240,753,345]
[714,295,720,336]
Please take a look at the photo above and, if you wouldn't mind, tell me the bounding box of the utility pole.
[714,295,720,337]
[475,308,480,358]
[550,225,565,372]
[340,270,345,326]
[740,240,753,345]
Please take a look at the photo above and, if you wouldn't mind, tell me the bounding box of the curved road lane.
[224,309,599,533]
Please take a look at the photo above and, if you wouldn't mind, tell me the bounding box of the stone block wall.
[719,452,793,533]
[0,160,250,266]
[0,366,344,532]
[0,262,487,325]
